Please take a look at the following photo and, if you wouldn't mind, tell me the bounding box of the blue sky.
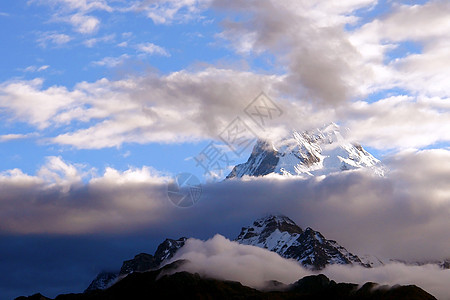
[1,1,450,298]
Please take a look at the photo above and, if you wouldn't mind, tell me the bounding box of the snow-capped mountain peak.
[235,214,368,270]
[227,123,385,179]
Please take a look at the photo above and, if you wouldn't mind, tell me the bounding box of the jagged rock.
[228,123,385,179]
[119,253,157,276]
[85,272,118,292]
[85,237,186,292]
[14,294,50,300]
[235,215,368,269]
[19,262,437,300]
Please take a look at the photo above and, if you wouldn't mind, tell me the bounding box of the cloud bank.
[1,149,449,261]
[168,234,450,299]
[167,234,310,289]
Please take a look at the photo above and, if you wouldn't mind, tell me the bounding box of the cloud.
[2,72,447,151]
[132,0,212,24]
[136,42,170,56]
[0,156,170,234]
[323,263,450,300]
[30,0,112,34]
[36,156,85,192]
[167,234,450,299]
[83,33,115,47]
[0,69,282,148]
[68,13,100,34]
[37,32,72,47]
[30,0,210,35]
[167,234,310,289]
[22,65,50,72]
[349,1,450,98]
[29,0,112,13]
[212,0,377,105]
[0,78,90,129]
[208,0,450,146]
[0,149,449,262]
[92,54,130,67]
[0,133,36,142]
[341,95,450,149]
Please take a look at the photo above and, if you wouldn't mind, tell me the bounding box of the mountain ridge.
[227,123,385,179]
[85,237,186,292]
[235,214,368,269]
[83,214,450,294]
[16,260,437,300]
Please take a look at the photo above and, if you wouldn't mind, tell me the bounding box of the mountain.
[85,272,118,292]
[84,215,448,293]
[235,215,368,269]
[89,215,367,292]
[227,123,385,179]
[16,261,437,300]
[85,237,186,292]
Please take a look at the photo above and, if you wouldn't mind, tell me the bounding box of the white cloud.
[0,78,98,129]
[30,0,112,34]
[136,42,170,56]
[132,0,212,24]
[347,1,450,98]
[90,165,170,185]
[30,0,209,35]
[342,95,450,149]
[117,41,128,47]
[22,65,50,72]
[36,156,85,192]
[0,68,282,148]
[83,33,115,47]
[167,235,450,299]
[29,0,112,13]
[323,263,450,300]
[2,68,448,150]
[69,13,100,34]
[37,32,72,47]
[167,234,310,289]
[92,54,130,67]
[0,133,36,142]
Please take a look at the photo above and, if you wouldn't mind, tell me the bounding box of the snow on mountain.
[84,272,118,292]
[227,123,385,179]
[235,215,369,270]
[85,237,186,292]
[85,215,449,292]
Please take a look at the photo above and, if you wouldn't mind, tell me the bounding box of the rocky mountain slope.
[85,237,186,292]
[227,123,385,178]
[235,215,368,269]
[84,214,449,293]
[86,215,366,292]
[16,261,437,300]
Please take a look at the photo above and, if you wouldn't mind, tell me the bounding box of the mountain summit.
[235,214,368,270]
[227,123,385,178]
